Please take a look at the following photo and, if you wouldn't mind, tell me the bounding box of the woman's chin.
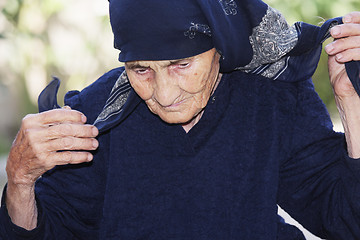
[157,113,194,125]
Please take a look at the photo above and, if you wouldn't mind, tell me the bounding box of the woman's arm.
[325,12,360,157]
[5,108,98,230]
[278,77,360,239]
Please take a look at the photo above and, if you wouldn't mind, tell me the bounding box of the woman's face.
[125,48,221,125]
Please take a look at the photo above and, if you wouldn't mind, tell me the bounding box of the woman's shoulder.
[64,67,125,123]
[227,70,331,126]
[226,70,302,102]
[225,70,327,121]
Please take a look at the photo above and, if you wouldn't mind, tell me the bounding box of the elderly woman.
[2,0,360,239]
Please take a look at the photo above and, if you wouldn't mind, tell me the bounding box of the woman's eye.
[135,68,150,75]
[178,62,190,68]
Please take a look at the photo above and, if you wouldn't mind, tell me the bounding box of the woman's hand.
[325,12,360,158]
[326,12,360,99]
[5,107,98,230]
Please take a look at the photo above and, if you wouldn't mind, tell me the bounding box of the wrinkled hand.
[6,107,99,187]
[325,12,360,158]
[325,12,360,100]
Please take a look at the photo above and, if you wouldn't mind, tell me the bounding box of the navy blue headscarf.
[110,0,270,72]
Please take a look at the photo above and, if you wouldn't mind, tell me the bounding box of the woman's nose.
[153,74,181,107]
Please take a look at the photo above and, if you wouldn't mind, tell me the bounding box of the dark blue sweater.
[1,68,360,239]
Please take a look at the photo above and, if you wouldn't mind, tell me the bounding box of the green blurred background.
[0,1,359,239]
[0,0,119,156]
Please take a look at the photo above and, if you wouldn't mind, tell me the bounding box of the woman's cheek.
[130,78,153,100]
[181,72,207,93]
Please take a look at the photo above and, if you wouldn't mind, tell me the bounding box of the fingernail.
[81,115,87,123]
[344,15,352,23]
[92,139,99,148]
[325,43,334,53]
[92,127,99,136]
[331,26,341,36]
[87,154,93,161]
[336,53,343,61]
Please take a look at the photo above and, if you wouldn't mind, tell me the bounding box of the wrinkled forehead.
[124,48,218,70]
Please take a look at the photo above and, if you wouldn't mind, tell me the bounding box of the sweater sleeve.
[0,154,109,240]
[0,68,123,240]
[278,78,360,240]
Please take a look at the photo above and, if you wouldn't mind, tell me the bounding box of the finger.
[21,109,87,132]
[37,108,87,126]
[50,151,94,167]
[23,124,98,150]
[325,36,360,55]
[46,136,99,152]
[46,124,98,139]
[330,23,360,39]
[333,48,360,63]
[343,12,360,24]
